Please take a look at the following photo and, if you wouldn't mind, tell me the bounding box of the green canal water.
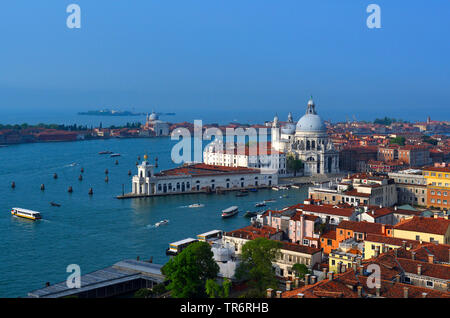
[0,137,307,297]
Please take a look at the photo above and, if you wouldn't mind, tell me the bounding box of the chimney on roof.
[375,246,380,257]
[310,275,317,284]
[359,265,364,276]
[294,276,300,288]
[428,254,435,264]
[266,288,274,298]
[357,285,363,298]
[352,262,357,272]
[276,291,282,298]
[402,241,406,248]
[305,273,311,285]
[403,287,409,299]
[322,267,328,279]
[376,287,381,297]
[411,251,416,260]
[286,280,292,291]
[297,293,304,298]
[417,264,422,276]
[328,272,334,281]
[395,274,401,283]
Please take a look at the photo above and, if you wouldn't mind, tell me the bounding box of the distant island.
[78,109,176,117]
[78,109,144,116]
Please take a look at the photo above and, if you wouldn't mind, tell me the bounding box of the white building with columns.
[131,155,278,196]
[203,141,287,175]
[272,97,339,176]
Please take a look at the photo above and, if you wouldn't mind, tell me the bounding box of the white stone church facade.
[271,97,339,176]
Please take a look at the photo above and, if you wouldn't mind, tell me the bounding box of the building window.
[416,235,420,240]
[403,276,411,283]
[426,281,434,287]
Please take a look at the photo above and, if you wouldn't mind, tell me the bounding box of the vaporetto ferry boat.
[11,207,42,220]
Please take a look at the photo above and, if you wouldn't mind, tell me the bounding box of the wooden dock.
[28,259,164,298]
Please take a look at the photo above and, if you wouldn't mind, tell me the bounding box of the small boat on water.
[264,199,276,203]
[236,192,248,197]
[255,202,266,207]
[155,219,169,227]
[278,186,289,190]
[249,188,258,192]
[272,186,280,191]
[11,208,42,221]
[50,202,61,207]
[110,153,121,157]
[99,151,113,155]
[244,211,257,218]
[221,206,238,218]
[188,203,204,208]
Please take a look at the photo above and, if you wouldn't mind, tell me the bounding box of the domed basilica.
[271,97,339,176]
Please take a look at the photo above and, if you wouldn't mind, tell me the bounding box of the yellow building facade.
[423,166,450,209]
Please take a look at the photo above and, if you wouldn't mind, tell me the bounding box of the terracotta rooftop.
[224,225,281,240]
[279,241,322,255]
[337,220,392,235]
[364,234,420,248]
[394,216,450,236]
[297,204,355,217]
[154,163,261,177]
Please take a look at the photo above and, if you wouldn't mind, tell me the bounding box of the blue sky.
[0,0,449,123]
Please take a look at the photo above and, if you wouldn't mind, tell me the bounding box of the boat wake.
[64,163,78,168]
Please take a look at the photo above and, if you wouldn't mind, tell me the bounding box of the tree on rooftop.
[287,154,304,177]
[235,238,282,297]
[161,241,219,298]
[292,263,311,279]
[389,136,406,146]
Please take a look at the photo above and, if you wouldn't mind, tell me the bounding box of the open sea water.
[0,137,307,297]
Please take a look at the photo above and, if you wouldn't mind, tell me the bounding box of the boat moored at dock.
[11,208,42,220]
[166,238,198,256]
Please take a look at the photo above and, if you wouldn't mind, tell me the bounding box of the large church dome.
[296,97,326,133]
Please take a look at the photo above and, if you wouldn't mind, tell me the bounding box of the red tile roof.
[279,241,322,255]
[338,220,392,234]
[224,225,281,240]
[394,216,450,235]
[155,163,261,177]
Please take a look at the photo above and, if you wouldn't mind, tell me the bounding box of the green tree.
[422,135,437,145]
[389,136,406,146]
[235,238,282,297]
[286,154,304,177]
[292,263,311,279]
[161,241,219,298]
[134,288,154,298]
[152,283,167,296]
[205,278,232,298]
